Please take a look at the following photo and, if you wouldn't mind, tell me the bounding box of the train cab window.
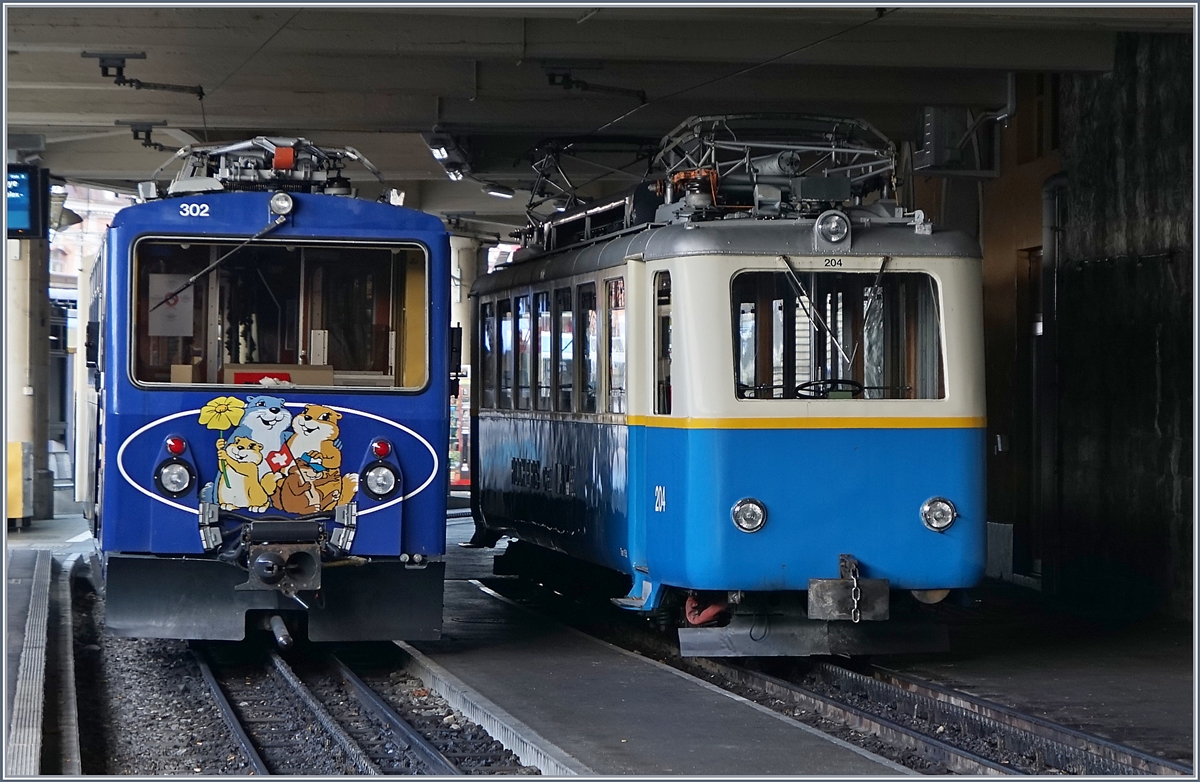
[607,278,627,413]
[516,295,532,410]
[480,301,496,408]
[654,272,672,414]
[498,298,514,408]
[554,288,574,411]
[535,292,552,411]
[731,270,944,400]
[578,283,599,413]
[132,240,428,388]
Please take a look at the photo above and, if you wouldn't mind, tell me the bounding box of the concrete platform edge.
[393,640,594,776]
[56,554,82,775]
[468,580,916,776]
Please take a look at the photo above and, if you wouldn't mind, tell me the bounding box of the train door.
[626,264,670,598]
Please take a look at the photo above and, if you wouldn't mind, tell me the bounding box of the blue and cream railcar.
[79,139,450,643]
[468,116,986,655]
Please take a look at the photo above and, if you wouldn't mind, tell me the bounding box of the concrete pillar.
[6,238,53,520]
[449,235,480,370]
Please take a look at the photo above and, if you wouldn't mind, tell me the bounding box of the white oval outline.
[314,403,439,514]
[116,402,440,516]
[116,409,202,515]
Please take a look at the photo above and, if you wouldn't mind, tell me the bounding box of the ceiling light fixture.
[484,184,515,199]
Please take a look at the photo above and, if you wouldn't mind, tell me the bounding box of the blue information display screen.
[6,165,45,238]
[7,169,33,232]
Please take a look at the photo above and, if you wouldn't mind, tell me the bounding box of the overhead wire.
[589,8,899,135]
[208,9,304,96]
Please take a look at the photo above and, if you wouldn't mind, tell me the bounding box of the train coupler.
[234,542,322,594]
[807,554,889,622]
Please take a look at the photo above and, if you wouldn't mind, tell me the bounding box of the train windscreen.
[731,270,945,400]
[132,240,428,388]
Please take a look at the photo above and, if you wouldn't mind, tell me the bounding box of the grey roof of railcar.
[471,219,981,297]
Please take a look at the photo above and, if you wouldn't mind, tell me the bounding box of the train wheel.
[910,589,951,604]
[645,588,682,632]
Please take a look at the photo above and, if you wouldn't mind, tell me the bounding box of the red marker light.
[165,436,187,456]
[371,439,391,458]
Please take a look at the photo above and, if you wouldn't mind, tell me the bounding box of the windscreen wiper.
[849,254,890,367]
[777,254,851,366]
[148,215,286,313]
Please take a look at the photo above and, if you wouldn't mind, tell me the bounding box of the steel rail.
[190,644,270,776]
[267,652,383,776]
[682,656,1015,775]
[864,663,1193,776]
[329,655,463,775]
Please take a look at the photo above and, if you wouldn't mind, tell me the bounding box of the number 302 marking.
[179,203,210,217]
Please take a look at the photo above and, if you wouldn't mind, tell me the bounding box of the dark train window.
[607,278,626,413]
[516,295,532,410]
[498,298,513,408]
[578,283,598,413]
[480,301,496,408]
[654,272,672,414]
[132,240,426,387]
[731,270,944,400]
[535,292,551,411]
[554,288,574,411]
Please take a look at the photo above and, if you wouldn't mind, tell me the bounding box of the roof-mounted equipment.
[138,137,387,200]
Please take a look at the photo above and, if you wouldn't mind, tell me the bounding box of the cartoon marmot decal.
[198,396,359,514]
[280,404,359,510]
[215,436,281,512]
[230,395,293,479]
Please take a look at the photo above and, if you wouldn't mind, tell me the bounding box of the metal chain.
[849,562,862,624]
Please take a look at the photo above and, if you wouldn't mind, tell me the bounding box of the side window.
[516,295,532,410]
[498,298,513,409]
[554,288,574,411]
[480,300,495,408]
[578,283,598,414]
[606,278,626,413]
[654,272,672,414]
[535,292,552,411]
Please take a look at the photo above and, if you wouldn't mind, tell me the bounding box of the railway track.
[693,656,1194,776]
[823,662,1193,776]
[483,577,1193,776]
[192,644,461,775]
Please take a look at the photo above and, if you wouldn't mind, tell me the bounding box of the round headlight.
[364,464,398,498]
[731,498,767,533]
[920,497,957,532]
[157,461,193,496]
[269,191,294,216]
[816,210,850,243]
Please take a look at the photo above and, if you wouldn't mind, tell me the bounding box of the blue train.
[76,138,451,643]
[468,116,987,655]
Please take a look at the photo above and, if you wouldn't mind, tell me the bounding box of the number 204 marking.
[654,485,667,512]
[823,258,843,267]
[179,203,210,217]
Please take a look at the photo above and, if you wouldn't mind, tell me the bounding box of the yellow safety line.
[625,415,986,430]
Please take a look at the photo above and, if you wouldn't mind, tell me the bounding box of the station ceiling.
[6,5,1192,236]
